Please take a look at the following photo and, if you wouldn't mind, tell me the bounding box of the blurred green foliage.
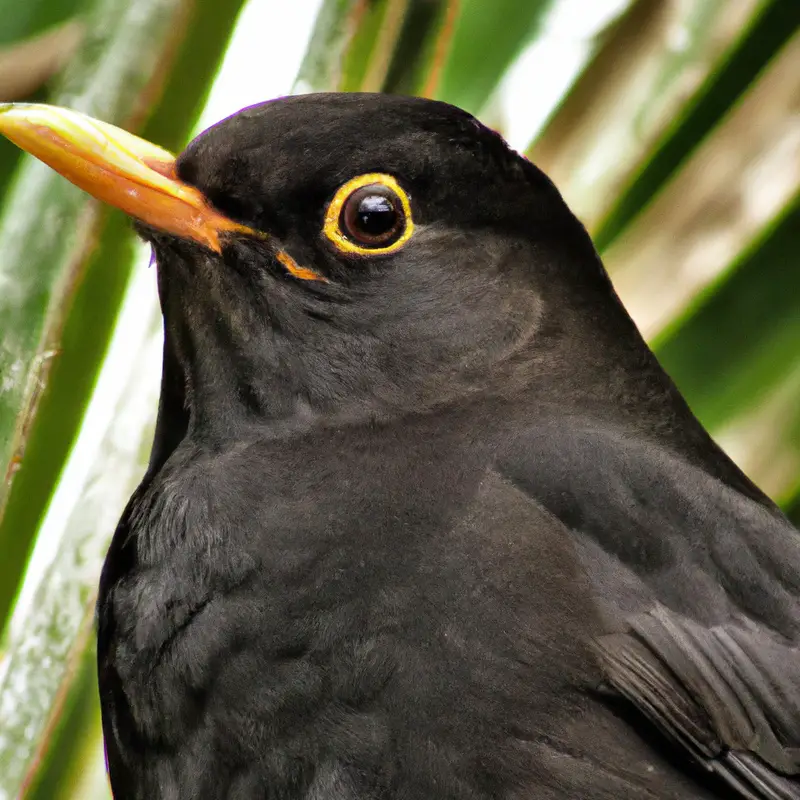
[0,0,797,796]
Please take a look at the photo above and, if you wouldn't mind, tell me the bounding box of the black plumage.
[93,93,800,799]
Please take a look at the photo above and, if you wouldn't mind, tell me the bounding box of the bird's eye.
[323,173,413,255]
[342,186,401,246]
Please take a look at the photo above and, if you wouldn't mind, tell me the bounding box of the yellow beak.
[0,103,255,252]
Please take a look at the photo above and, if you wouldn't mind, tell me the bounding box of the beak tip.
[0,103,20,131]
[0,103,51,138]
[0,102,258,251]
[0,102,32,117]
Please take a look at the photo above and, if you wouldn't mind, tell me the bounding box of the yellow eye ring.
[323,173,414,256]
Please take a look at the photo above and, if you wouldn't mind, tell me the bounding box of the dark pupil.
[355,194,397,237]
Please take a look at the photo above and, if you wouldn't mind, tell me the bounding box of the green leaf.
[786,490,800,526]
[25,641,106,800]
[0,0,191,521]
[594,0,800,249]
[0,264,162,796]
[339,0,412,92]
[295,0,363,92]
[434,0,555,115]
[382,0,458,97]
[0,0,248,629]
[0,0,246,790]
[654,198,800,497]
[529,0,769,231]
[714,365,800,506]
[603,30,800,341]
[0,0,82,47]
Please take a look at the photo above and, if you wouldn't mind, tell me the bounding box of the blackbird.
[1,93,799,800]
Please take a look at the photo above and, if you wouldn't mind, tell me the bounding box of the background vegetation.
[0,0,798,796]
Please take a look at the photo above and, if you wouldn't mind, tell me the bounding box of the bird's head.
[0,94,665,452]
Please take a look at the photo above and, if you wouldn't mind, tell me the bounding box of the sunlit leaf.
[594,0,800,249]
[604,30,800,340]
[655,199,800,497]
[530,0,768,230]
[295,0,362,92]
[435,0,554,114]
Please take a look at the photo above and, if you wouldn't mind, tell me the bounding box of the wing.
[499,420,800,800]
[595,605,800,800]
